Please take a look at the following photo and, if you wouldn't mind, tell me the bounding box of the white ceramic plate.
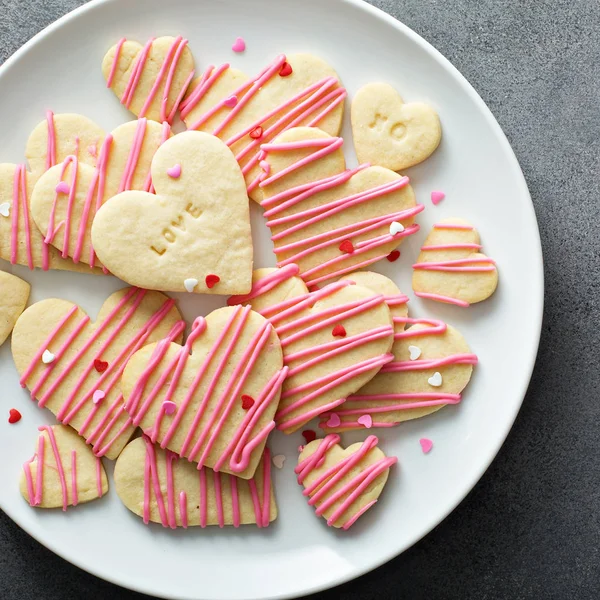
[0,0,543,598]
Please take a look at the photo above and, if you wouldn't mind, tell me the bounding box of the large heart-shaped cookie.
[30,119,171,268]
[258,127,422,287]
[92,131,253,294]
[228,265,394,433]
[295,434,396,529]
[351,82,441,171]
[0,271,30,347]
[319,272,477,431]
[20,425,108,510]
[121,305,286,479]
[102,36,195,123]
[180,53,345,202]
[12,287,184,459]
[115,436,276,528]
[0,112,105,272]
[412,218,498,307]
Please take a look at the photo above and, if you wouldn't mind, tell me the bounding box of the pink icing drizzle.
[141,435,272,528]
[45,110,56,170]
[23,430,45,507]
[10,164,37,270]
[295,434,397,529]
[106,38,126,88]
[71,450,78,506]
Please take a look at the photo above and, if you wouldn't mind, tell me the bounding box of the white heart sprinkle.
[428,372,443,387]
[408,345,422,360]
[0,202,10,217]
[183,278,198,293]
[41,349,55,364]
[272,454,286,469]
[92,390,105,405]
[389,221,404,235]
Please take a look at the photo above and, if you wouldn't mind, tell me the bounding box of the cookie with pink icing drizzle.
[295,434,396,529]
[258,127,422,287]
[11,287,184,460]
[102,36,195,124]
[114,436,276,528]
[228,265,395,433]
[20,425,108,510]
[0,112,106,272]
[412,218,498,307]
[121,305,286,479]
[180,53,345,202]
[29,119,171,269]
[319,271,476,431]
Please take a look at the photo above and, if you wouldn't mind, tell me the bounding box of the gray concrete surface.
[1,0,599,598]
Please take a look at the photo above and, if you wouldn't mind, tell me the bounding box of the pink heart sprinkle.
[55,181,70,194]
[326,413,341,428]
[224,95,238,108]
[259,160,271,176]
[431,190,445,205]
[92,390,105,405]
[163,401,177,415]
[419,438,433,454]
[231,37,246,53]
[357,414,372,429]
[166,164,181,178]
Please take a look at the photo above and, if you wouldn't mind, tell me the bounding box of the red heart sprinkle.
[339,240,354,254]
[241,394,255,410]
[279,62,293,77]
[8,409,21,424]
[308,285,320,292]
[94,359,109,373]
[249,126,263,139]
[387,250,401,262]
[302,429,316,444]
[332,324,346,337]
[205,274,220,289]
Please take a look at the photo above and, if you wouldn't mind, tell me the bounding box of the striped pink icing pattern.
[141,435,272,528]
[295,434,396,529]
[259,138,423,286]
[19,289,184,457]
[228,265,394,431]
[45,110,57,170]
[180,55,346,194]
[125,307,288,474]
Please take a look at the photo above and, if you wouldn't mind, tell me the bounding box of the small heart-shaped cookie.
[180,53,345,202]
[114,436,276,528]
[412,218,498,306]
[102,36,195,123]
[229,265,394,433]
[319,272,477,431]
[351,82,441,171]
[258,127,422,287]
[0,271,30,347]
[121,305,286,479]
[295,434,396,529]
[30,119,171,268]
[92,131,253,294]
[0,112,106,272]
[20,425,108,510]
[12,287,184,459]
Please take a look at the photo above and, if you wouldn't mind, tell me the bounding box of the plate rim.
[0,0,544,598]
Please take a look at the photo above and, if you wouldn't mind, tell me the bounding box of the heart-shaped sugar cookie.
[412,218,498,307]
[0,271,30,347]
[20,425,108,510]
[295,434,396,529]
[228,265,394,433]
[102,36,195,123]
[258,127,422,287]
[319,272,477,431]
[30,119,171,269]
[114,436,276,528]
[121,305,286,479]
[12,287,184,459]
[92,131,253,294]
[0,112,106,272]
[351,82,442,171]
[180,53,345,202]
